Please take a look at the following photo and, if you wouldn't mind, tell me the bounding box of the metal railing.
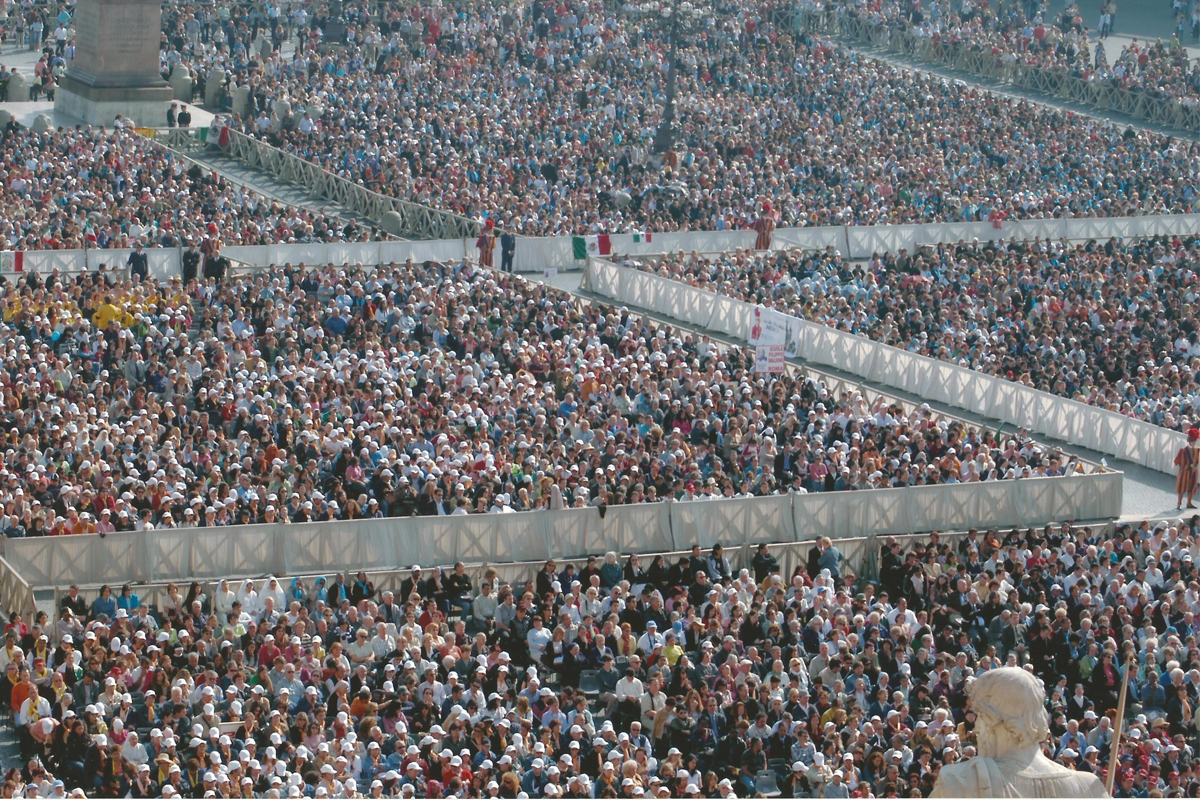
[801,10,1200,134]
[0,469,1123,591]
[0,554,37,624]
[45,522,1115,620]
[219,128,482,240]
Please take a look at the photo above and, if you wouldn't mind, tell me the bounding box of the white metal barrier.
[11,212,1200,279]
[56,526,1009,618]
[586,258,1184,474]
[0,472,1120,589]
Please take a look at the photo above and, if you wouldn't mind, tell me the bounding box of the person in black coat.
[127,243,148,282]
[182,242,201,285]
[500,230,516,272]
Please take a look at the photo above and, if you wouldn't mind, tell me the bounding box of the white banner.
[750,306,788,345]
[756,344,786,373]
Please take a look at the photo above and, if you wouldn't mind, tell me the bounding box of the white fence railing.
[52,527,1011,617]
[0,472,1121,589]
[8,212,1200,279]
[586,258,1183,474]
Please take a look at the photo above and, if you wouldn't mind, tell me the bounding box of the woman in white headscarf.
[235,579,259,616]
[214,580,237,619]
[259,576,287,612]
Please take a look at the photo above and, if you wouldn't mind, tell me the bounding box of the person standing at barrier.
[181,240,200,286]
[1177,427,1200,509]
[500,228,516,273]
[127,242,148,283]
[476,219,496,268]
[754,202,775,251]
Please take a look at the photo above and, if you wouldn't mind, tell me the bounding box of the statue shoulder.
[931,759,998,798]
[1028,753,1110,797]
[1068,769,1109,797]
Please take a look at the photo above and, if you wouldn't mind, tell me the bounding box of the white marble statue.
[931,667,1110,798]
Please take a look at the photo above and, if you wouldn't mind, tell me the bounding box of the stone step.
[177,147,377,230]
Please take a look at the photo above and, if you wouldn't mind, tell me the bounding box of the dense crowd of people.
[0,255,1079,540]
[147,0,1200,237]
[0,125,372,251]
[4,517,1200,798]
[627,234,1200,430]
[819,0,1200,107]
[0,0,1192,798]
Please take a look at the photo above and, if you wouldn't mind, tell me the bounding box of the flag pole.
[1105,651,1134,795]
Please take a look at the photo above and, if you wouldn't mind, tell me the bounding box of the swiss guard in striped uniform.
[754,202,776,251]
[476,218,497,268]
[1178,427,1200,509]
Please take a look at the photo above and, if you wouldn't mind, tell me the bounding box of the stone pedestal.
[272,98,291,131]
[168,67,193,102]
[231,85,251,120]
[204,69,227,109]
[54,0,172,126]
[3,72,27,103]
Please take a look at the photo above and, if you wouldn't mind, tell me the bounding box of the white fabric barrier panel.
[1064,216,1144,241]
[793,473,1120,541]
[0,469,1120,588]
[585,258,622,298]
[147,249,181,281]
[1010,218,1069,242]
[512,236,575,273]
[1157,214,1200,236]
[670,494,796,548]
[220,241,470,269]
[546,503,674,557]
[93,248,183,280]
[268,243,334,266]
[86,248,134,272]
[325,242,388,266]
[770,226,847,253]
[924,221,1007,244]
[219,245,267,265]
[379,239,469,265]
[20,250,89,274]
[709,293,755,340]
[14,211,1200,278]
[846,224,927,260]
[586,259,1188,473]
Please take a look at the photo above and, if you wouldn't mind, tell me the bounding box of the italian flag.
[632,231,652,243]
[572,233,611,259]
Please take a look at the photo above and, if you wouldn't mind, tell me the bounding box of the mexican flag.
[632,231,652,243]
[572,233,611,259]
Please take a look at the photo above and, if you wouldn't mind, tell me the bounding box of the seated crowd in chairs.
[631,237,1200,433]
[0,517,1196,797]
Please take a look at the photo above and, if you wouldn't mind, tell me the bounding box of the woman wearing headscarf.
[259,576,287,612]
[213,580,236,620]
[235,579,260,616]
[307,576,328,611]
[289,577,308,606]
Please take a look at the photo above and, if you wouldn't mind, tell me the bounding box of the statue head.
[968,667,1050,758]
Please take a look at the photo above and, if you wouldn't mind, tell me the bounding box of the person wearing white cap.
[825,767,851,798]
